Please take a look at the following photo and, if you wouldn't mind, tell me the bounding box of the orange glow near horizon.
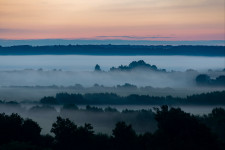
[0,0,224,40]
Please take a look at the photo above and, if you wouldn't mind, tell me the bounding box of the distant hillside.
[0,45,224,56]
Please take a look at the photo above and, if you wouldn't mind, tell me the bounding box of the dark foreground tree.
[152,105,219,150]
[200,108,225,149]
[0,113,50,150]
[112,122,138,150]
[0,113,23,144]
[51,116,96,150]
[51,117,77,150]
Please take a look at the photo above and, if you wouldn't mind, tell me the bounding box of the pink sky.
[0,0,224,40]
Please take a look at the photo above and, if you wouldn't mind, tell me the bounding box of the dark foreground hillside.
[0,106,225,150]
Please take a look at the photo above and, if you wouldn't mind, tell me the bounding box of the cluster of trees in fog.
[0,106,225,150]
[196,74,225,87]
[39,91,225,105]
[0,60,224,89]
[106,60,166,72]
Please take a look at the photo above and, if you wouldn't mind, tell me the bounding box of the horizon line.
[0,38,224,41]
[0,39,224,46]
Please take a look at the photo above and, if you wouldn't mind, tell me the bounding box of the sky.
[0,0,224,41]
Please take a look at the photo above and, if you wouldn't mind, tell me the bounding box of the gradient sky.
[0,0,224,40]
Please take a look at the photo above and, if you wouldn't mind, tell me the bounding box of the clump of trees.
[196,74,225,86]
[0,106,225,150]
[199,108,225,143]
[116,83,138,89]
[110,60,166,72]
[94,64,101,72]
[0,113,53,150]
[152,106,219,150]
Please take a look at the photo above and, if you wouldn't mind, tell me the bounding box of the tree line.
[0,106,225,150]
[0,45,224,56]
[40,91,225,105]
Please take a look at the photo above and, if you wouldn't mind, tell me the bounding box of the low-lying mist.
[1,58,224,88]
[1,102,224,135]
[0,63,224,101]
[0,69,200,87]
[0,104,158,134]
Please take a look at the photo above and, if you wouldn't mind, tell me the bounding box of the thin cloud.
[0,28,33,34]
[96,36,174,39]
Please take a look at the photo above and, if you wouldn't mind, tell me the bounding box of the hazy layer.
[0,70,199,87]
[1,104,225,134]
[0,69,224,101]
[0,55,224,71]
[0,55,224,101]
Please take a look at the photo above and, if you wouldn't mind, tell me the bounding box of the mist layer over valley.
[0,58,224,101]
[0,55,224,71]
[0,54,225,149]
[0,55,224,134]
[1,99,225,135]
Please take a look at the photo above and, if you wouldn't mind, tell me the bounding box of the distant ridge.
[0,39,224,46]
[0,45,224,56]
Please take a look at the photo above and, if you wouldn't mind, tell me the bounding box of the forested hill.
[0,45,224,56]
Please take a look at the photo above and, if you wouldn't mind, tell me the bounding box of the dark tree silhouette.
[51,117,78,150]
[0,113,23,144]
[112,122,138,150]
[196,74,211,85]
[1,107,225,150]
[94,64,101,71]
[200,108,225,144]
[22,119,41,142]
[152,105,219,150]
[0,113,45,149]
[51,116,95,150]
[196,74,225,86]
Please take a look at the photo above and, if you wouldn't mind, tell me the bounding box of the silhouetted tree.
[196,74,225,86]
[152,105,219,150]
[51,117,77,150]
[200,108,225,144]
[94,64,101,71]
[1,107,225,150]
[0,113,45,149]
[214,76,225,86]
[110,60,165,72]
[112,122,138,150]
[0,113,23,144]
[196,74,211,85]
[51,116,95,150]
[22,119,41,142]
